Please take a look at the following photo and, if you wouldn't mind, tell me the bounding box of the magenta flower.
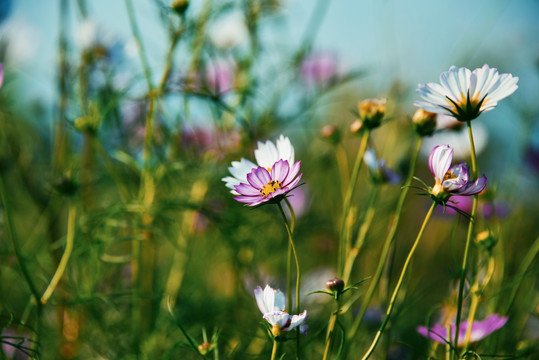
[254,285,308,337]
[428,145,487,204]
[417,314,508,346]
[0,63,3,88]
[300,51,338,86]
[234,159,302,207]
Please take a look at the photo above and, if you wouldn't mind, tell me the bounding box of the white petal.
[276,135,295,164]
[255,140,279,169]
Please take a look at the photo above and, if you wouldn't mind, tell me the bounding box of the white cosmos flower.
[254,285,308,336]
[209,10,249,50]
[222,134,295,194]
[415,65,518,122]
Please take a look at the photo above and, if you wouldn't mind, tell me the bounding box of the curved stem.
[41,204,77,304]
[361,202,436,360]
[348,136,422,340]
[339,130,370,275]
[453,121,479,358]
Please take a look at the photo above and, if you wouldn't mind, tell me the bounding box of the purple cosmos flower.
[234,159,302,207]
[254,285,308,337]
[428,145,487,203]
[222,134,295,195]
[0,63,3,89]
[417,314,508,346]
[415,65,518,122]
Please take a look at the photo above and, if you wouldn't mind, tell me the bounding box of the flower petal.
[456,174,487,196]
[428,145,453,180]
[255,139,279,170]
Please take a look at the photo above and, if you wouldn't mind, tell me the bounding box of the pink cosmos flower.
[234,159,302,207]
[417,314,508,346]
[428,145,487,204]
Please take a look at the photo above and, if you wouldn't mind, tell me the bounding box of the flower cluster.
[428,145,487,204]
[254,285,308,338]
[222,135,302,206]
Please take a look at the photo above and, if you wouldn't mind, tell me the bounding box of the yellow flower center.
[260,180,282,197]
[443,170,457,181]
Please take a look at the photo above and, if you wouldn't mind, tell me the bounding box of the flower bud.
[53,176,79,197]
[320,125,341,145]
[350,119,364,135]
[171,0,189,15]
[271,324,283,338]
[198,342,211,355]
[358,98,386,130]
[475,230,497,251]
[412,109,437,136]
[326,277,345,293]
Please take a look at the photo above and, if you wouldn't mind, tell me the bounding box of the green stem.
[339,130,370,275]
[342,184,379,285]
[277,201,301,357]
[284,197,296,314]
[453,121,479,358]
[270,339,279,360]
[41,204,77,304]
[348,136,422,340]
[361,202,437,360]
[322,299,340,360]
[0,176,41,306]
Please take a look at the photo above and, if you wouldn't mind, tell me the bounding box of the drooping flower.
[234,159,302,207]
[222,134,295,194]
[363,148,401,184]
[428,145,487,204]
[415,64,518,122]
[417,314,508,346]
[254,285,308,338]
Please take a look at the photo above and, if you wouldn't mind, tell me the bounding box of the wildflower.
[364,148,401,184]
[300,52,338,87]
[171,0,189,15]
[357,98,386,130]
[412,109,437,137]
[222,134,295,194]
[415,65,518,122]
[254,285,308,338]
[233,159,302,206]
[0,63,3,88]
[417,314,508,346]
[208,10,249,50]
[326,277,345,293]
[428,145,486,204]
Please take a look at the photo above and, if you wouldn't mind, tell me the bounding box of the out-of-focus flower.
[254,285,308,337]
[233,159,302,206]
[209,10,249,50]
[412,109,437,137]
[428,145,487,204]
[171,0,189,15]
[421,114,489,160]
[320,124,341,145]
[300,52,338,87]
[417,314,508,346]
[0,63,3,88]
[1,328,34,360]
[364,148,401,184]
[205,59,235,95]
[222,134,294,194]
[415,65,518,122]
[357,98,386,130]
[0,20,38,63]
[75,19,123,61]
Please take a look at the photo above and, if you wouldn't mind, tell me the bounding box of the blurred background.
[0,0,538,359]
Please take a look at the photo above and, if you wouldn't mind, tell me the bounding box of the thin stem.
[361,202,437,360]
[124,0,153,91]
[284,197,296,313]
[270,339,279,360]
[339,130,370,275]
[453,121,479,358]
[348,136,423,340]
[463,288,479,349]
[0,176,41,305]
[277,201,301,358]
[342,184,379,285]
[41,204,77,304]
[322,299,340,360]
